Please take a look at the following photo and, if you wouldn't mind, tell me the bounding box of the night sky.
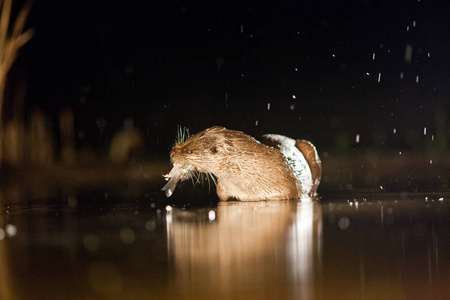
[10,0,450,154]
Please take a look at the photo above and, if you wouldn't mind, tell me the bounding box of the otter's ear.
[210,146,218,154]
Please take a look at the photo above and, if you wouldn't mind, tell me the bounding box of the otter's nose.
[170,150,177,157]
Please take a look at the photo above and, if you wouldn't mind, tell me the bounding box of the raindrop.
[289,104,295,110]
[208,210,216,221]
[338,217,350,230]
[216,57,224,69]
[372,53,375,60]
[400,72,404,79]
[413,20,416,27]
[255,120,259,126]
[355,134,360,143]
[165,205,172,212]
[427,52,430,57]
[404,44,413,63]
[292,95,296,99]
[240,25,244,33]
[393,128,397,134]
[430,160,433,165]
[377,73,381,83]
[423,127,427,135]
[416,76,419,83]
[5,224,17,237]
[120,228,135,244]
[380,185,384,190]
[406,25,410,31]
[145,220,156,231]
[267,103,271,110]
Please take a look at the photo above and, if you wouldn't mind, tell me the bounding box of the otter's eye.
[210,147,218,154]
[187,150,192,154]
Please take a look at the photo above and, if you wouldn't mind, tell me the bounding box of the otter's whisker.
[189,170,199,187]
[175,125,191,146]
[194,171,202,185]
[209,172,217,186]
[205,172,217,193]
[203,172,210,192]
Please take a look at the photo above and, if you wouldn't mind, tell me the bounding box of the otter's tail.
[295,140,322,196]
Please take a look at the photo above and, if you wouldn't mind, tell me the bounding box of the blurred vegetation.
[0,0,33,166]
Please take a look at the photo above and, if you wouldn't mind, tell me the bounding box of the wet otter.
[162,126,321,201]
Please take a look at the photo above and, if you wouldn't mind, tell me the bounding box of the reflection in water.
[166,199,322,299]
[0,237,14,300]
[288,199,322,300]
[1,192,450,299]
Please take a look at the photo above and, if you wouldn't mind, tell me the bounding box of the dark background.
[8,0,450,156]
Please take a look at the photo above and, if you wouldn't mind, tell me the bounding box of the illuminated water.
[1,183,449,300]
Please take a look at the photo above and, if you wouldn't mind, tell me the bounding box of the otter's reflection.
[166,199,322,299]
[287,199,323,299]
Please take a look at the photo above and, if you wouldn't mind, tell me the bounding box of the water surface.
[1,186,449,300]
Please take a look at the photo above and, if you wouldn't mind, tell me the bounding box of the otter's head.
[162,126,229,197]
[169,126,228,173]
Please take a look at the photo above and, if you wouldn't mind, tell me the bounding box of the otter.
[162,126,321,201]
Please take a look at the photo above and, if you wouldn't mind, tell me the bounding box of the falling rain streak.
[405,44,413,63]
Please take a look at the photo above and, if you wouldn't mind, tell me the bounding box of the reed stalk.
[0,0,34,166]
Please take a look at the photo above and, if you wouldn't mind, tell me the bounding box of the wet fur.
[169,126,302,201]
